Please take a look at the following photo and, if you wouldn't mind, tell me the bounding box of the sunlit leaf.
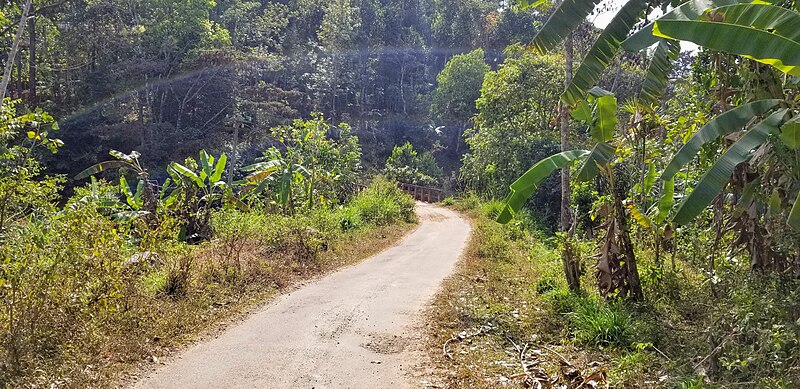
[498,150,590,224]
[662,99,782,180]
[673,110,788,225]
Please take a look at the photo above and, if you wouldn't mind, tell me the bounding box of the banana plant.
[520,0,800,274]
[499,89,645,300]
[74,150,158,216]
[166,150,248,242]
[241,147,309,213]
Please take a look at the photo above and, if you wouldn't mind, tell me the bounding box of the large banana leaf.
[672,110,788,225]
[210,153,227,183]
[621,0,749,52]
[780,117,800,149]
[788,190,800,230]
[638,39,680,106]
[661,99,782,180]
[591,94,617,143]
[653,6,800,76]
[170,162,205,188]
[497,150,590,224]
[713,3,800,41]
[562,0,649,105]
[654,178,674,225]
[530,0,605,54]
[577,142,616,181]
[74,160,138,180]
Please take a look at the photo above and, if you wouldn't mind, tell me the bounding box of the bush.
[349,177,416,226]
[568,300,633,348]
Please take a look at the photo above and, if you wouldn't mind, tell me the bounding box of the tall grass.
[0,177,415,386]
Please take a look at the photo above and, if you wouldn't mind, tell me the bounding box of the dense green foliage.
[0,0,547,181]
[384,141,442,186]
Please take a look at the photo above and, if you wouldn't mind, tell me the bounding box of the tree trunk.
[0,0,32,103]
[561,33,581,292]
[28,15,36,105]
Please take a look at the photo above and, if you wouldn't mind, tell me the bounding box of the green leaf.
[562,0,649,105]
[661,99,782,180]
[170,162,205,188]
[498,150,591,224]
[621,0,750,52]
[531,0,605,54]
[211,153,227,183]
[653,7,800,76]
[780,117,800,149]
[133,179,144,209]
[577,142,616,181]
[713,3,800,42]
[571,100,592,123]
[638,39,680,106]
[673,110,788,225]
[788,190,800,230]
[119,175,134,206]
[74,160,138,180]
[655,178,674,225]
[591,95,617,143]
[199,150,211,181]
[643,163,657,195]
[513,0,549,10]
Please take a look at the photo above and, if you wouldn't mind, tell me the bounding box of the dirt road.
[133,203,470,388]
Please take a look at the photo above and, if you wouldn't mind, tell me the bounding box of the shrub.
[349,177,415,226]
[568,299,633,348]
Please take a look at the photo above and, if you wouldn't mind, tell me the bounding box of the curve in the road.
[133,202,471,389]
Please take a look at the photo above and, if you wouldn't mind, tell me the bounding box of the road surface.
[133,202,470,389]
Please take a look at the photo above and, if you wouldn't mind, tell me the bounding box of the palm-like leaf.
[211,153,227,183]
[788,191,800,230]
[621,0,749,52]
[562,0,650,105]
[74,160,137,180]
[577,142,616,181]
[653,4,800,76]
[672,110,788,225]
[661,99,782,180]
[638,39,680,106]
[655,178,674,225]
[170,162,205,188]
[530,0,605,54]
[590,94,617,142]
[498,150,590,224]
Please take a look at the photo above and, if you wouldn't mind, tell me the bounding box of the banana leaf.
[621,0,749,52]
[576,142,616,182]
[530,0,605,54]
[653,6,800,76]
[211,153,227,183]
[779,116,800,149]
[638,39,680,106]
[498,150,590,224]
[661,99,782,180]
[74,160,137,180]
[672,110,788,225]
[562,0,649,105]
[788,190,800,230]
[170,162,205,188]
[655,178,674,225]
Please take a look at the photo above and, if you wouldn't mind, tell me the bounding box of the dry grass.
[420,205,624,389]
[99,222,415,388]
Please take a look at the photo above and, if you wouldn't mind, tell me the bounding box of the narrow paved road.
[133,203,470,389]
